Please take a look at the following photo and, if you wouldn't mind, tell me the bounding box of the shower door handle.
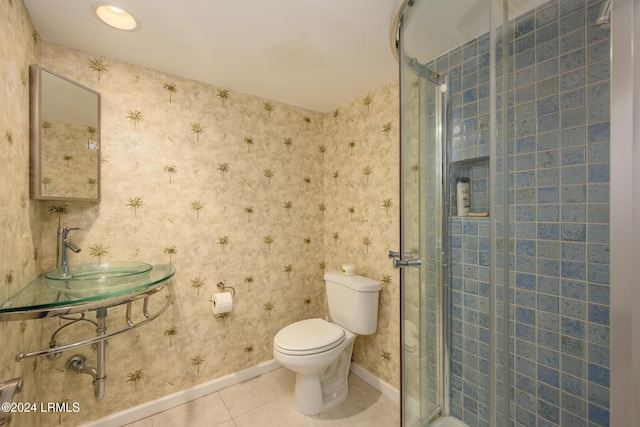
[393,258,421,269]
[388,250,414,259]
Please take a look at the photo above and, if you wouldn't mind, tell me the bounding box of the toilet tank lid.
[324,270,381,291]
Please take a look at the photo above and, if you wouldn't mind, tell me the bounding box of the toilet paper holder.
[216,282,235,298]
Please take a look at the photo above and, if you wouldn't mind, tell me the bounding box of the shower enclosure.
[394,0,612,426]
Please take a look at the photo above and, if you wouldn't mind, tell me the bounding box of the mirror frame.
[29,64,101,201]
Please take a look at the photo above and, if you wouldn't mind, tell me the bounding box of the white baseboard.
[82,359,399,426]
[349,362,400,404]
[80,359,280,427]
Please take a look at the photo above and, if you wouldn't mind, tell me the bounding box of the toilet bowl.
[273,271,381,415]
[274,318,355,414]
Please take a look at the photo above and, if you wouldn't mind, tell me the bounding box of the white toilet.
[273,270,381,415]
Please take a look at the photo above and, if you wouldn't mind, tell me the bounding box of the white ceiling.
[23,0,402,113]
[23,0,549,113]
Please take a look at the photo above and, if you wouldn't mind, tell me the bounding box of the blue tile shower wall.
[435,0,610,426]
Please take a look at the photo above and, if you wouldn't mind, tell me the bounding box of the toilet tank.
[324,271,381,335]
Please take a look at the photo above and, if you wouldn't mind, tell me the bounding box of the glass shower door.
[396,0,516,426]
[398,39,447,425]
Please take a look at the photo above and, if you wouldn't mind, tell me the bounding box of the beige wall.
[38,42,327,425]
[0,1,42,427]
[1,1,400,424]
[322,84,400,385]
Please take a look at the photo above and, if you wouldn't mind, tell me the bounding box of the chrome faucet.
[0,378,23,426]
[57,226,81,277]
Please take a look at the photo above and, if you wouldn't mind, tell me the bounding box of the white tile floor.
[125,367,400,427]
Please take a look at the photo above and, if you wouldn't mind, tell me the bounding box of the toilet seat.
[274,318,345,356]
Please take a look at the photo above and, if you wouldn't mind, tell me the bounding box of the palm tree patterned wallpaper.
[0,12,401,422]
[0,2,42,427]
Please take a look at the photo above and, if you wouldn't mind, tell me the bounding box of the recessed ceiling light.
[93,3,138,31]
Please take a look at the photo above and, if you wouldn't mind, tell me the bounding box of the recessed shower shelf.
[450,155,490,168]
[449,156,490,216]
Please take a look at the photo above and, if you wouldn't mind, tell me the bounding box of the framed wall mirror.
[29,65,101,201]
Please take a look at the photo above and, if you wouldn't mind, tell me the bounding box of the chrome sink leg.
[65,308,107,400]
[95,308,107,400]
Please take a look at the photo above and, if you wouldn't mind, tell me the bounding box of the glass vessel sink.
[0,264,175,321]
[45,262,153,295]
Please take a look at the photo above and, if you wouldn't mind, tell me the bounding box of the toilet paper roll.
[211,292,233,314]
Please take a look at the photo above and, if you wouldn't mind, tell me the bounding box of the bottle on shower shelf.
[456,177,470,217]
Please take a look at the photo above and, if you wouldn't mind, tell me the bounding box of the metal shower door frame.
[398,17,451,423]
